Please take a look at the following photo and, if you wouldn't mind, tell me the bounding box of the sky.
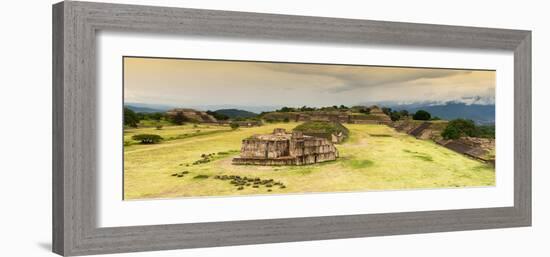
[124,57,495,111]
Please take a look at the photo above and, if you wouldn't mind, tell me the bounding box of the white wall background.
[0,0,547,256]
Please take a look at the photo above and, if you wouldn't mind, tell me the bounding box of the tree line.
[124,107,188,128]
[442,119,495,139]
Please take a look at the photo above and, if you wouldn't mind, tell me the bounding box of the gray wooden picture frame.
[52,1,531,256]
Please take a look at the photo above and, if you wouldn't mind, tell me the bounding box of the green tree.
[230,122,240,130]
[206,110,229,121]
[278,107,295,112]
[382,107,392,116]
[413,110,431,120]
[390,111,401,121]
[475,125,495,139]
[399,110,409,117]
[150,112,163,121]
[451,119,476,136]
[441,124,461,139]
[442,119,477,139]
[359,107,371,114]
[124,107,139,128]
[300,105,315,112]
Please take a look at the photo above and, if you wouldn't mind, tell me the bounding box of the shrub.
[398,110,409,117]
[230,122,240,130]
[475,125,495,139]
[413,110,431,120]
[155,125,163,130]
[193,174,209,179]
[131,134,163,144]
[359,108,371,114]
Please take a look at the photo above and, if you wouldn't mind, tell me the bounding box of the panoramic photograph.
[123,57,496,200]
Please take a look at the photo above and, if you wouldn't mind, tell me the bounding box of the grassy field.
[124,123,495,200]
[124,124,231,146]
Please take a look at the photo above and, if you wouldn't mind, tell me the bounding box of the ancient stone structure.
[262,108,392,125]
[348,106,392,124]
[217,120,262,127]
[232,128,338,166]
[308,111,351,123]
[293,121,349,144]
[393,120,448,140]
[165,108,217,123]
[392,119,495,164]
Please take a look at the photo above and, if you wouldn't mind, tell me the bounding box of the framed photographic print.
[52,1,531,256]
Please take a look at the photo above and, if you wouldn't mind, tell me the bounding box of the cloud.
[459,95,495,105]
[124,57,495,108]
[259,63,471,92]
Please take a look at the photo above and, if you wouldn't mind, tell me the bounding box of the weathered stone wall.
[349,119,380,124]
[349,115,391,125]
[294,152,338,165]
[239,139,289,159]
[266,140,290,159]
[232,157,297,166]
[239,139,268,158]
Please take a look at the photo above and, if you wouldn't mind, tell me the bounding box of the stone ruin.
[165,108,218,123]
[232,128,338,166]
[349,106,392,124]
[437,137,495,164]
[261,105,392,125]
[393,120,495,164]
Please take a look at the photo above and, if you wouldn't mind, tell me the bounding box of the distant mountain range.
[125,105,164,113]
[214,109,258,118]
[389,102,495,125]
[125,104,259,119]
[124,103,172,113]
[126,101,495,125]
[125,103,279,114]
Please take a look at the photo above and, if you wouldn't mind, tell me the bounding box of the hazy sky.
[124,57,495,109]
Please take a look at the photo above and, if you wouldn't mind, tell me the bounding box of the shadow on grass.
[344,159,375,169]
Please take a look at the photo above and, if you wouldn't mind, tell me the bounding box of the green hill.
[214,109,258,119]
